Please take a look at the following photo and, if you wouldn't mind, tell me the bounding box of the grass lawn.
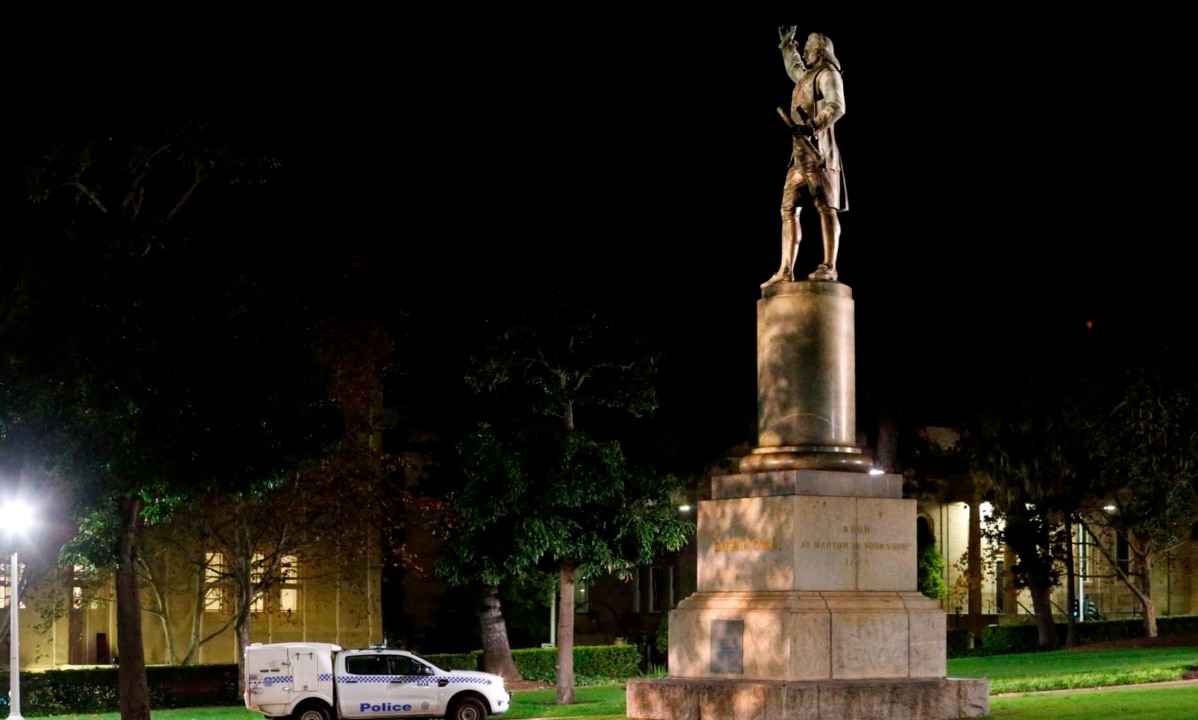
[502,684,627,719]
[30,645,1198,719]
[988,684,1198,720]
[946,646,1197,693]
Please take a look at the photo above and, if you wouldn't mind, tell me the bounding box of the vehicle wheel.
[291,701,331,720]
[448,696,487,720]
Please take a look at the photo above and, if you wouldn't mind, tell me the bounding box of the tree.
[1077,350,1198,637]
[969,335,1197,643]
[1,112,338,720]
[436,297,692,704]
[969,365,1087,649]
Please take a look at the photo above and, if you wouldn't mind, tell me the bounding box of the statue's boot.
[763,208,801,287]
[808,210,840,282]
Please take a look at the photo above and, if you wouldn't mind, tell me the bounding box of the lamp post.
[7,548,19,720]
[1,500,32,720]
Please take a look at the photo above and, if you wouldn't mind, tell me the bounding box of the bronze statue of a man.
[763,28,848,287]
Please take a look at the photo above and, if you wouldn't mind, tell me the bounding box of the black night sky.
[7,16,1194,469]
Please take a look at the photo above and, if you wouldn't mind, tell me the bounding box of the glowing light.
[0,500,33,536]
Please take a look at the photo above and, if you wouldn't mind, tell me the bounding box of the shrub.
[511,644,640,682]
[977,614,1198,655]
[0,665,238,716]
[917,545,949,600]
[945,628,975,657]
[426,643,642,683]
[422,651,480,671]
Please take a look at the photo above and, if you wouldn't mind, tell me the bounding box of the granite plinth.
[627,676,989,720]
[713,469,902,500]
[697,492,915,593]
[668,591,946,681]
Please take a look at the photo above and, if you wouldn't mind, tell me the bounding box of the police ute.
[244,642,510,720]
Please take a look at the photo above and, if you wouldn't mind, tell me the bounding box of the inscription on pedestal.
[700,495,916,592]
[710,620,744,674]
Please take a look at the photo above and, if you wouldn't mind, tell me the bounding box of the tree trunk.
[116,494,152,720]
[182,559,206,665]
[478,585,523,681]
[138,552,177,664]
[1028,582,1058,649]
[235,609,251,677]
[555,563,576,705]
[234,561,254,685]
[966,494,984,643]
[1064,517,1077,647]
[1137,551,1158,637]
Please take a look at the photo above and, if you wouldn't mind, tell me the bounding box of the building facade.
[7,521,383,670]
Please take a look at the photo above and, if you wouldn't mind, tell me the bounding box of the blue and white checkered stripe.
[337,675,492,686]
[318,673,333,682]
[443,676,493,685]
[248,675,294,689]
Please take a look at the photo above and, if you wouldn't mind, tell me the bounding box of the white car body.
[244,642,510,720]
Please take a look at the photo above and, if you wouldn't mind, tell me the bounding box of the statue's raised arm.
[778,26,806,83]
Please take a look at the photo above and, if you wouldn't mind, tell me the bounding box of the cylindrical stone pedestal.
[741,281,869,472]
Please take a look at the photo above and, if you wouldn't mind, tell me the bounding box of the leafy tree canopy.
[2,110,340,720]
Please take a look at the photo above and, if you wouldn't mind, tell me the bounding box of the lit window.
[573,578,588,613]
[636,566,674,613]
[0,563,26,610]
[249,553,300,614]
[250,553,266,613]
[205,552,226,612]
[279,555,299,613]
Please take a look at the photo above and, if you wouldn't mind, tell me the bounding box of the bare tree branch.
[69,181,109,213]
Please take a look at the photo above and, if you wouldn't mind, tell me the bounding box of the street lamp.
[1,500,33,720]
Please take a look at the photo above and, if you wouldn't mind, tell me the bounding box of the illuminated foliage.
[437,297,691,703]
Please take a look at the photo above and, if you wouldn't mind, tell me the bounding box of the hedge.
[972,614,1198,656]
[0,644,642,715]
[0,664,239,716]
[424,644,642,682]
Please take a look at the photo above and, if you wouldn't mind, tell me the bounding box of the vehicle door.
[385,654,445,717]
[245,645,292,709]
[337,653,442,718]
[290,646,319,692]
[337,654,407,718]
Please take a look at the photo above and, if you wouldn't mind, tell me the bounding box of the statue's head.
[804,33,841,72]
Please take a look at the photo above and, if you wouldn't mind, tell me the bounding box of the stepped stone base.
[669,591,946,681]
[626,677,989,720]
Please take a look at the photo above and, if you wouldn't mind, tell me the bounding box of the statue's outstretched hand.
[778,26,797,49]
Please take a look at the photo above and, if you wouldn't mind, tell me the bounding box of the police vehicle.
[244,642,510,720]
